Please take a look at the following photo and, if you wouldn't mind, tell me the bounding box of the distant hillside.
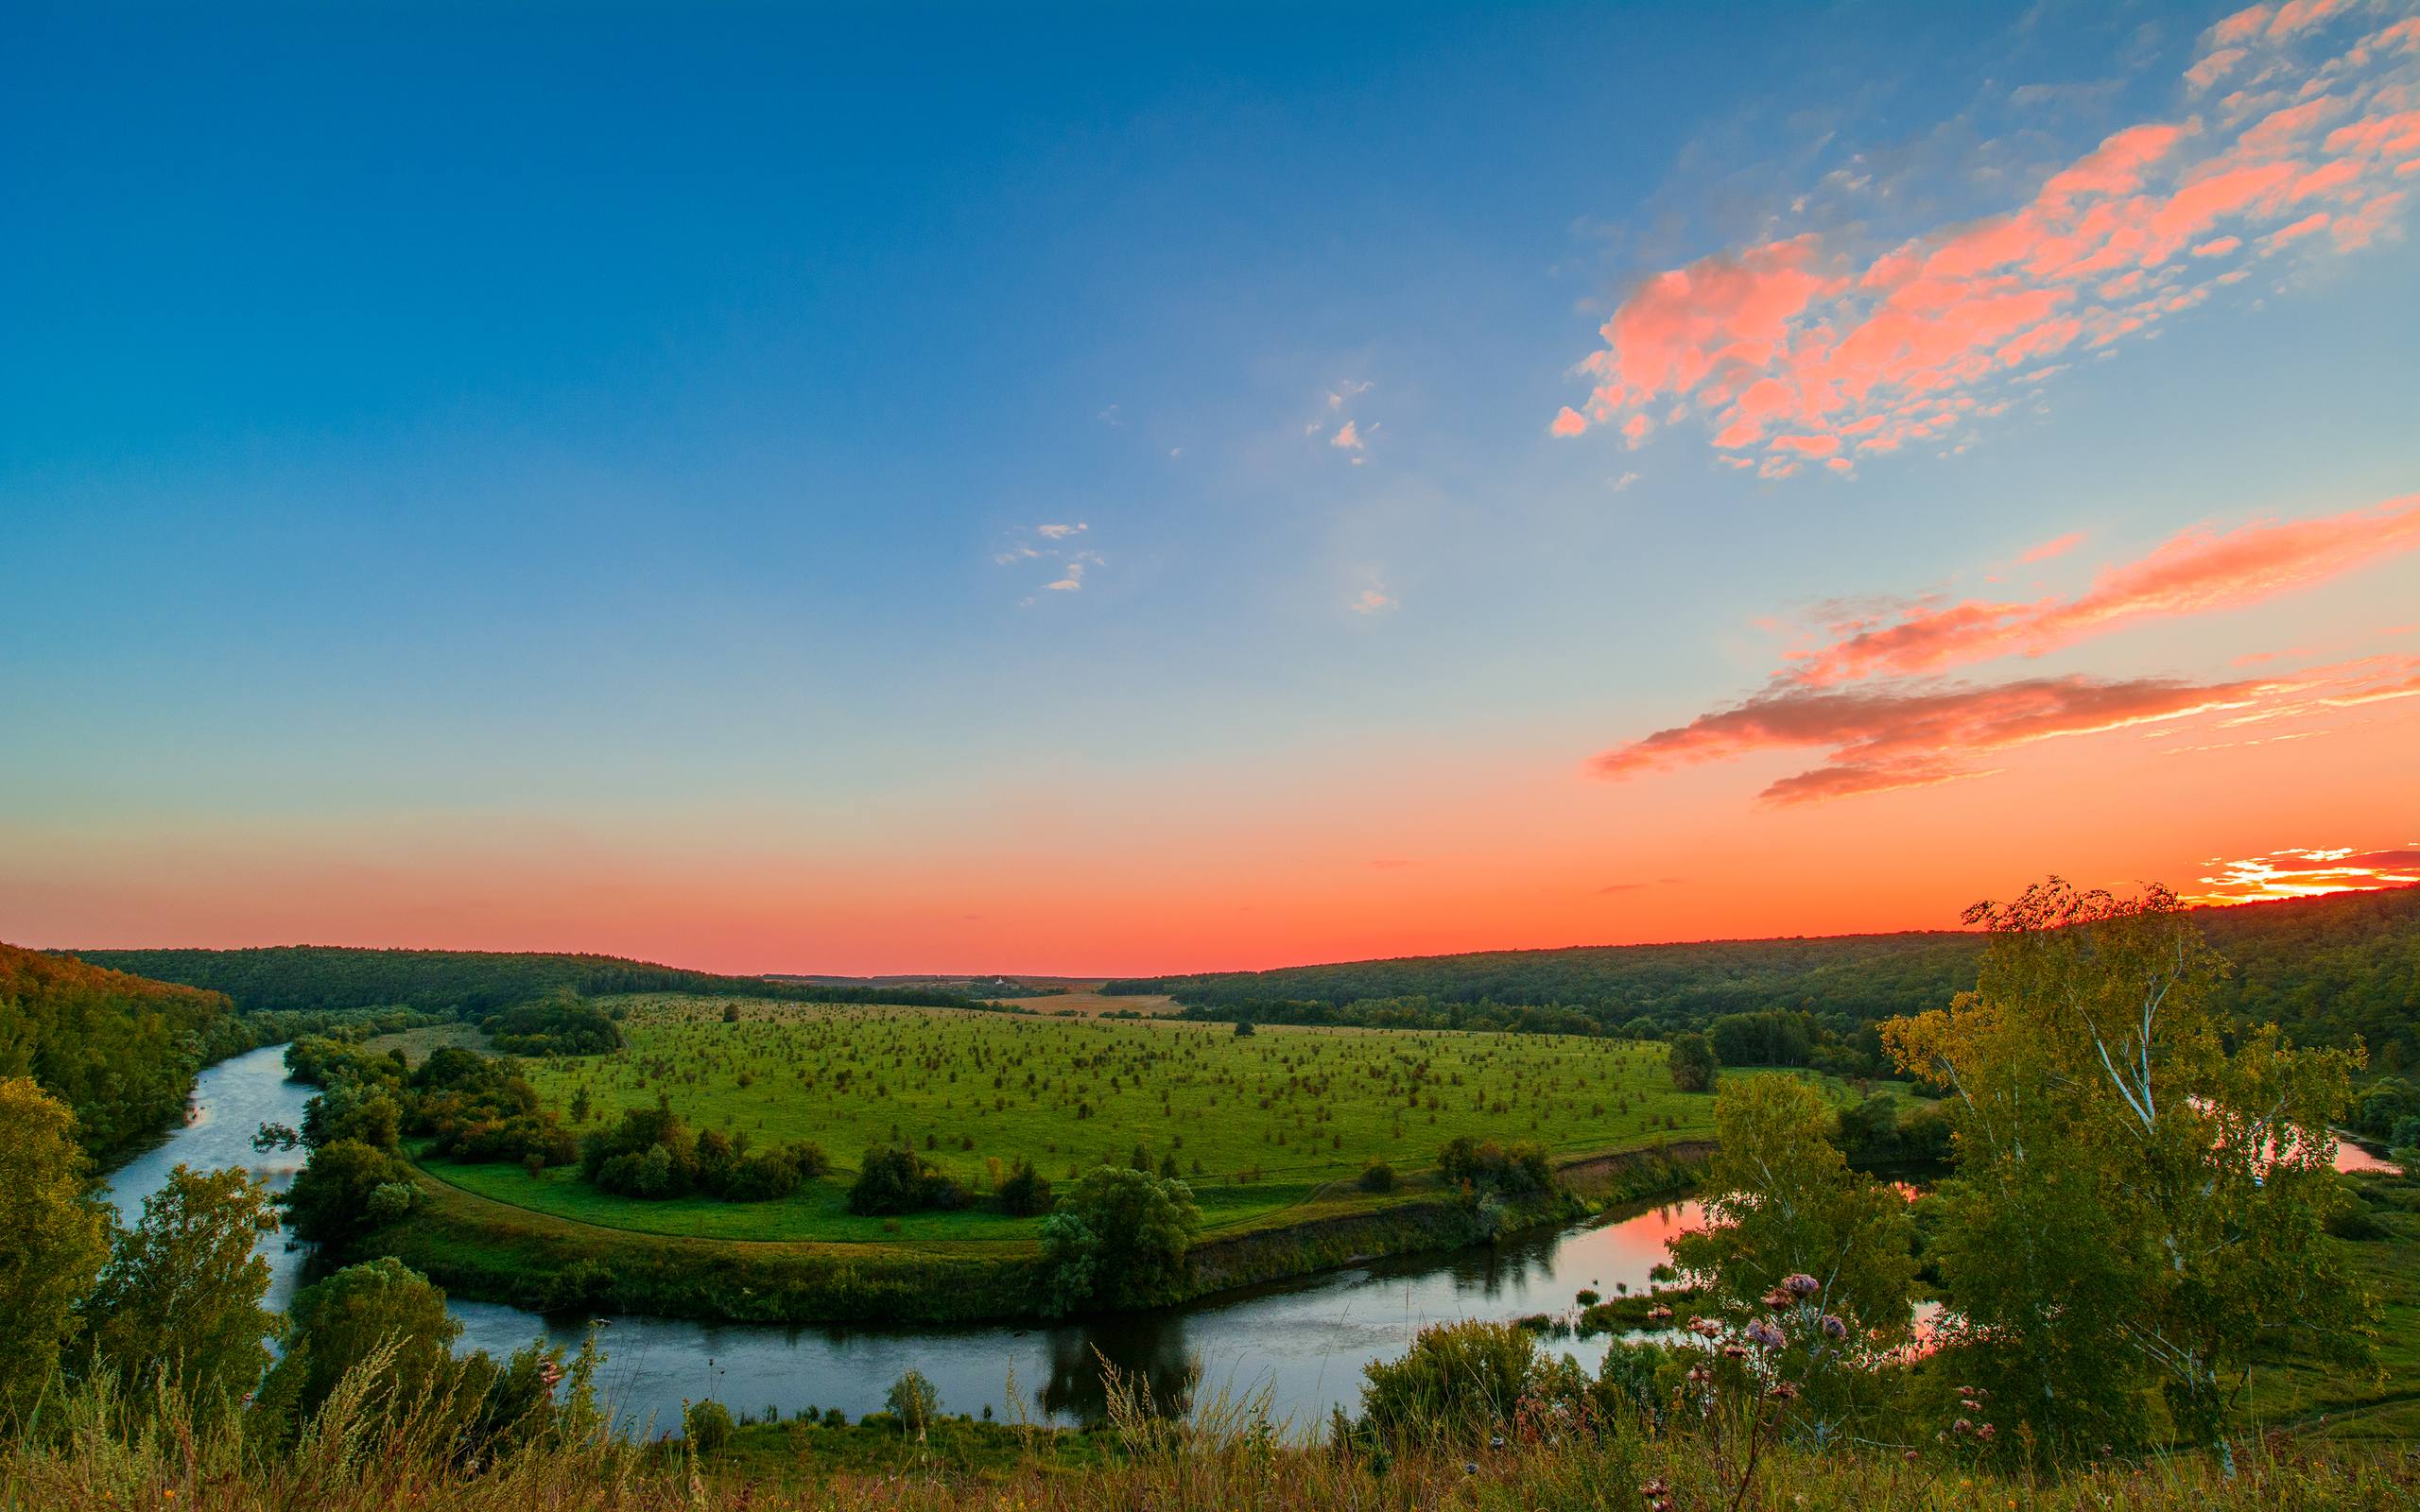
[0,942,238,1163]
[1108,885,2420,1071]
[64,945,977,1016]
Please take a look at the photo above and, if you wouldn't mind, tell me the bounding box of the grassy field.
[424,992,1772,1243]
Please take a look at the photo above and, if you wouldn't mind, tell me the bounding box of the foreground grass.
[7,1389,2413,1512]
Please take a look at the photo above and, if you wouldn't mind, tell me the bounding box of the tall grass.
[5,1353,2413,1512]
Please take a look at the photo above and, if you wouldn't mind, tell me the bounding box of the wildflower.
[1638,1478,1670,1497]
[1489,1435,1505,1451]
[1904,1449,1920,1464]
[1762,1287,1793,1310]
[1978,1424,1997,1442]
[1784,1273,1820,1297]
[1745,1319,1786,1349]
[1722,1344,1749,1359]
[1954,1418,1972,1435]
[1687,1316,1721,1338]
[1768,1381,1799,1400]
[1463,1461,1478,1475]
[1647,1305,1674,1322]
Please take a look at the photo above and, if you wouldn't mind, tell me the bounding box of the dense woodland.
[0,942,432,1164]
[1113,885,2420,1073]
[66,944,978,1015]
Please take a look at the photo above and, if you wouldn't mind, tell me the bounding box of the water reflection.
[121,1047,1715,1435]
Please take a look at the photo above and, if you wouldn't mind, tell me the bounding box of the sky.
[4,0,2417,976]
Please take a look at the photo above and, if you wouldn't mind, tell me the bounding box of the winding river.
[101,1045,1701,1434]
[106,1044,2403,1437]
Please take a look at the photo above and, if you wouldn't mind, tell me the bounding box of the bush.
[995,1158,1054,1216]
[683,1398,735,1452]
[1040,1165,1202,1314]
[285,1139,417,1248]
[1437,1136,1552,1199]
[885,1369,940,1435]
[1358,1320,1538,1439]
[1667,1031,1719,1092]
[1357,1160,1398,1193]
[848,1145,963,1216]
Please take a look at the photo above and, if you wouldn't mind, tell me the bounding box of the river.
[101,1044,1703,1435]
[109,1044,2399,1437]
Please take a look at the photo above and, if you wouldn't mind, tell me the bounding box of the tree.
[1668,1031,1718,1092]
[0,1077,109,1416]
[259,1256,460,1419]
[284,1139,416,1248]
[886,1368,940,1435]
[1883,879,2374,1465]
[85,1164,280,1410]
[1668,1075,1915,1422]
[1039,1165,1201,1314]
[847,1145,962,1215]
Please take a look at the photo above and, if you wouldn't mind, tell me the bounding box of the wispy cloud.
[1781,493,2420,685]
[1327,379,1374,409]
[1350,586,1395,615]
[1560,4,2420,475]
[997,525,1103,601]
[1592,672,2277,804]
[1330,419,1364,451]
[2018,530,2086,564]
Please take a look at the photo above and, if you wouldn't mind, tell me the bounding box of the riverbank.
[372,1138,1712,1324]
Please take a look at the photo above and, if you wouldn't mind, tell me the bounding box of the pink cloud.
[2185,844,2420,904]
[1591,672,2279,805]
[1549,405,1588,438]
[2019,530,2086,564]
[1782,494,2420,686]
[1558,6,2420,475]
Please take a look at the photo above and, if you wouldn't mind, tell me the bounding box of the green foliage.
[848,1145,963,1216]
[994,1159,1053,1216]
[67,943,978,1014]
[489,996,1720,1243]
[884,1369,939,1435]
[84,1164,280,1411]
[1040,1165,1201,1314]
[1435,1136,1552,1198]
[0,943,237,1165]
[483,988,624,1057]
[1706,1008,1816,1066]
[1121,885,2420,1075]
[1357,1319,1541,1440]
[684,1398,735,1452]
[285,1139,419,1247]
[260,1257,460,1421]
[1886,879,2377,1461]
[1668,1074,1917,1426]
[1667,1031,1719,1092]
[0,1077,109,1417]
[1357,1160,1397,1193]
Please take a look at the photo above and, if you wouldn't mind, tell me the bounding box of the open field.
[429,992,1795,1243]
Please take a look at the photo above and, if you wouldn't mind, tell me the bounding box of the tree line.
[62,944,984,1015]
[1120,885,2420,1075]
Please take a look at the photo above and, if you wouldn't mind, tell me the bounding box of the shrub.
[1668,1031,1719,1092]
[995,1159,1054,1216]
[848,1145,963,1216]
[683,1398,735,1452]
[1357,1160,1397,1193]
[1040,1165,1201,1314]
[885,1369,940,1435]
[1358,1320,1538,1439]
[285,1139,417,1247]
[1437,1136,1552,1199]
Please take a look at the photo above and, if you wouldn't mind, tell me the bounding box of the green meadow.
[420,993,1755,1241]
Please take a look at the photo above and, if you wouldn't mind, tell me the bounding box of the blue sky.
[6,1,2417,971]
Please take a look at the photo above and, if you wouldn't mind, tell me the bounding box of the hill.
[0,942,238,1163]
[62,945,978,1016]
[1108,885,2420,1072]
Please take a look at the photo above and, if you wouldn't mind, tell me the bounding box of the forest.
[64,943,981,1015]
[1114,885,2420,1072]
